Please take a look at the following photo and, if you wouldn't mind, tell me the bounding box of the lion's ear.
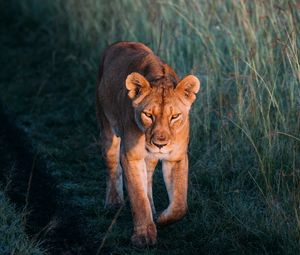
[126,72,151,105]
[175,75,200,105]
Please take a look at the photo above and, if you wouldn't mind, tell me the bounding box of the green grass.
[0,0,299,254]
[0,190,43,255]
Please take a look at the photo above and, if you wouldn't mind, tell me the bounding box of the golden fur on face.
[130,79,199,157]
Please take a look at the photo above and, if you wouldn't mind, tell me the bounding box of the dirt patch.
[0,103,93,254]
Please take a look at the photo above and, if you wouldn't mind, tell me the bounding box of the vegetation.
[0,0,299,254]
[0,190,43,255]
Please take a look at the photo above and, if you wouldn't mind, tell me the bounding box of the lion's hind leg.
[99,112,124,209]
[145,156,158,216]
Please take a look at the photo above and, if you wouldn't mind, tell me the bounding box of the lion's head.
[126,72,200,157]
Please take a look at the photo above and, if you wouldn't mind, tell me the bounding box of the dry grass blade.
[96,199,127,255]
[23,153,38,227]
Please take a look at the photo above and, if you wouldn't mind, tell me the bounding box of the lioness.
[96,42,200,247]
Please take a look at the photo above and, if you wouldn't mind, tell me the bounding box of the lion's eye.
[171,113,181,120]
[143,112,153,119]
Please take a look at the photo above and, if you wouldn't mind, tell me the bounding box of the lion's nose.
[152,133,168,149]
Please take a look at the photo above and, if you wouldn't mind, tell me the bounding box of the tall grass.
[3,0,300,253]
[53,0,300,222]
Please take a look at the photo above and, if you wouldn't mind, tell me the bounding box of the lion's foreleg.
[157,155,188,225]
[121,152,157,247]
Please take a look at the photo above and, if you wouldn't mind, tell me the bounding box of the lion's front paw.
[131,223,157,248]
[156,206,187,226]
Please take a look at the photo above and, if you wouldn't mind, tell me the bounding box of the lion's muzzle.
[151,131,169,149]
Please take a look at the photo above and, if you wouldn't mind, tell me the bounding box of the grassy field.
[0,190,44,255]
[0,0,299,254]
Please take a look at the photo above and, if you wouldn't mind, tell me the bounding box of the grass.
[0,190,43,255]
[0,0,299,254]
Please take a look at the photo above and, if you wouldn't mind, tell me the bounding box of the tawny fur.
[96,41,200,247]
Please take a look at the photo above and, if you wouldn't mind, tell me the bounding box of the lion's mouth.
[145,145,171,155]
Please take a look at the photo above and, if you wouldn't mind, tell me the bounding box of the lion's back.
[96,42,155,133]
[96,41,178,137]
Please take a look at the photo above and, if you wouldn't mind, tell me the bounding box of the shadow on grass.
[0,103,94,254]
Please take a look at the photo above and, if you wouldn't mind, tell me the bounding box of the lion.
[96,42,200,247]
